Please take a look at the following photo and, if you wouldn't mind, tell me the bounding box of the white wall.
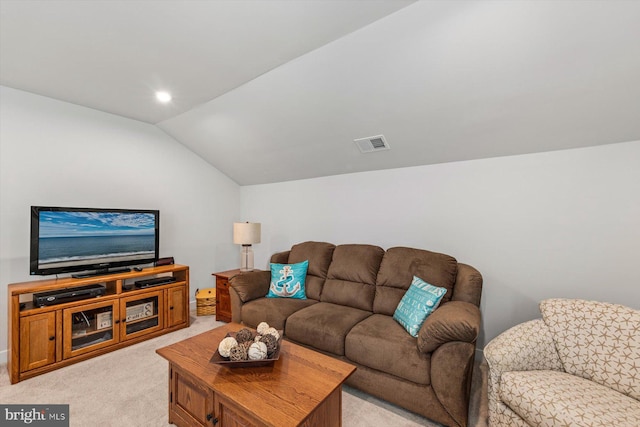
[0,86,241,362]
[2,85,638,362]
[240,141,640,349]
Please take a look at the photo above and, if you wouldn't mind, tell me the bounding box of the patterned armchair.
[484,299,640,427]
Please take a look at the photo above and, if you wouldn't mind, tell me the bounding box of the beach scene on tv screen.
[38,211,156,268]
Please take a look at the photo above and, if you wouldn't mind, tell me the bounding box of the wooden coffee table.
[156,323,356,427]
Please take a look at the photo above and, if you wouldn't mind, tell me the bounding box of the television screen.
[30,206,159,277]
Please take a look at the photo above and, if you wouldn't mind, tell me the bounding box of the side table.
[211,269,242,322]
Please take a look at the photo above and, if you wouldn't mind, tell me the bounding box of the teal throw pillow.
[267,260,308,299]
[393,276,447,337]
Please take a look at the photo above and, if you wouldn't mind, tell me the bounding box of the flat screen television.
[30,206,159,277]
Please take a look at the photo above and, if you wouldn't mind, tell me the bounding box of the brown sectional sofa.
[229,241,483,427]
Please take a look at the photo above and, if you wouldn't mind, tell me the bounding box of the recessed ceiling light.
[155,91,172,103]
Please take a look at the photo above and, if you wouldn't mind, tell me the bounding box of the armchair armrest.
[484,319,564,426]
[229,270,270,303]
[417,301,481,354]
[484,318,563,375]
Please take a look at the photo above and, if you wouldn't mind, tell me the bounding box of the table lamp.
[233,222,261,271]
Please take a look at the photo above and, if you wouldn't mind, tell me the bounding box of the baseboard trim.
[0,349,7,365]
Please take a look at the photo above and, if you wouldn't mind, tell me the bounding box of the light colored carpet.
[1,312,488,426]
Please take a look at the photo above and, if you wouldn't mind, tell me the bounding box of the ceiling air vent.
[353,135,390,153]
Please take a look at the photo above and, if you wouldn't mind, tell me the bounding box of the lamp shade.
[233,222,261,245]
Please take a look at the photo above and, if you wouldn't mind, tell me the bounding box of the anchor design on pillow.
[270,265,301,297]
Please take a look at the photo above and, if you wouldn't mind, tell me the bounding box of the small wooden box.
[196,288,216,316]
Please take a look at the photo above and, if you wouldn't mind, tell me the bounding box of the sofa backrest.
[373,247,458,316]
[271,242,482,315]
[321,244,385,311]
[451,263,483,306]
[540,298,640,400]
[284,241,335,300]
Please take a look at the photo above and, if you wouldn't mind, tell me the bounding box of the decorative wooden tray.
[210,330,283,368]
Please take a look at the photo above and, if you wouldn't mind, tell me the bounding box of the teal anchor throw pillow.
[267,260,309,299]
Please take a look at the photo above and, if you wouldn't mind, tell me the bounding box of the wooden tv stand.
[7,264,190,384]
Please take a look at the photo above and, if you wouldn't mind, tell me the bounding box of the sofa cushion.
[267,260,308,299]
[501,370,640,427]
[393,276,447,337]
[540,298,640,400]
[321,244,384,311]
[285,302,372,355]
[345,314,431,385]
[240,297,317,330]
[374,247,458,316]
[288,241,335,300]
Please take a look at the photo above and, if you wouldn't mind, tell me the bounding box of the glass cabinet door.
[63,299,119,359]
[121,290,164,340]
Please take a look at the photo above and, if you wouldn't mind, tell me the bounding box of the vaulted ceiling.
[2,0,639,185]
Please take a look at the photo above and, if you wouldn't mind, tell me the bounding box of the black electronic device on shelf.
[134,276,177,289]
[33,284,106,307]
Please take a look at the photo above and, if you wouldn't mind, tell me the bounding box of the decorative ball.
[264,327,280,340]
[254,335,263,343]
[235,328,254,344]
[247,341,268,360]
[229,345,248,361]
[218,336,238,358]
[257,322,270,335]
[259,333,278,357]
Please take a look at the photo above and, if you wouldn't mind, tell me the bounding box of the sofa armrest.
[417,301,480,354]
[229,270,271,303]
[431,341,476,427]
